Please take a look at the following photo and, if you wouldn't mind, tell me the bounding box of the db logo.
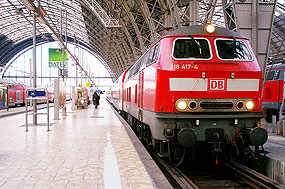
[210,79,226,91]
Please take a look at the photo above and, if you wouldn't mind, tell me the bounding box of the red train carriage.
[263,63,285,122]
[107,25,267,165]
[0,79,54,107]
[107,71,128,111]
[0,79,26,106]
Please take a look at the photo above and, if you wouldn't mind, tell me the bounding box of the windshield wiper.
[231,36,245,59]
[189,34,202,54]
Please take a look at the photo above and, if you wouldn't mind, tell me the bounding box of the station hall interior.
[0,0,285,188]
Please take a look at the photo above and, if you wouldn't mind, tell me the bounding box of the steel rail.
[152,153,199,189]
[222,159,285,189]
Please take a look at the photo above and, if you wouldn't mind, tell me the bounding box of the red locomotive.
[263,63,285,122]
[107,25,267,165]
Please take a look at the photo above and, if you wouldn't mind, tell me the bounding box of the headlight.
[81,99,84,104]
[177,100,187,110]
[245,101,254,110]
[205,24,216,34]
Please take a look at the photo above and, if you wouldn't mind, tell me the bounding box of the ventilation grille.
[200,102,233,109]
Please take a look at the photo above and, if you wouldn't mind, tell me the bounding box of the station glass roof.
[0,0,284,78]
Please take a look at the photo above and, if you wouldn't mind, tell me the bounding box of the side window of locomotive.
[173,38,211,59]
[280,70,284,80]
[147,48,155,66]
[128,50,150,79]
[274,70,281,80]
[138,50,149,71]
[266,71,275,81]
[147,44,160,66]
[127,65,136,80]
[215,39,252,61]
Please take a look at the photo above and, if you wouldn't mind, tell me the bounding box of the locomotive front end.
[154,25,267,165]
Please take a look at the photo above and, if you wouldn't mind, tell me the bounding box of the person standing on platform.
[92,91,100,109]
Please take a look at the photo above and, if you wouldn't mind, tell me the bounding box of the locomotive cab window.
[215,39,252,61]
[172,38,211,60]
[274,70,281,80]
[147,43,160,66]
[266,71,275,81]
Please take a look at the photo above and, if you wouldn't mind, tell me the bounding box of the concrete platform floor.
[0,99,156,188]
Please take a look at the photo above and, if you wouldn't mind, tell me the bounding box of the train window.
[129,87,132,102]
[266,71,275,80]
[127,64,136,80]
[139,51,149,71]
[280,70,284,80]
[147,48,155,66]
[135,85,137,103]
[172,38,211,59]
[215,39,253,61]
[152,44,159,64]
[128,50,150,79]
[147,43,160,66]
[274,70,280,80]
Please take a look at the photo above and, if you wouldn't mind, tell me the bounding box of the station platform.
[0,103,54,119]
[264,133,285,162]
[0,98,171,188]
[262,122,285,184]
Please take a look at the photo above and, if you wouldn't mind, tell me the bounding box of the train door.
[16,90,21,104]
[0,88,3,109]
[0,84,8,109]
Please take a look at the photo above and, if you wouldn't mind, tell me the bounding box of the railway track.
[222,158,285,189]
[151,151,285,189]
[152,153,199,189]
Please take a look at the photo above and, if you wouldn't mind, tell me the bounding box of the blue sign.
[28,91,46,97]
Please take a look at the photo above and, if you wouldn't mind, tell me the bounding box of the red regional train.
[0,79,54,107]
[263,63,285,122]
[107,25,267,165]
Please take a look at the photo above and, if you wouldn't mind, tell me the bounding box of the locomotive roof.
[165,25,245,38]
[266,63,285,71]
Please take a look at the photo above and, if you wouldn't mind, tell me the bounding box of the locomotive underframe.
[124,106,264,146]
[122,107,266,165]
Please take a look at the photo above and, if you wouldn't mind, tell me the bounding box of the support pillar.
[33,13,37,125]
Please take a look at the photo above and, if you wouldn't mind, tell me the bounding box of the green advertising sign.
[49,48,67,68]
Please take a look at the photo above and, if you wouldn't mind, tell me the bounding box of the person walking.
[92,91,100,109]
